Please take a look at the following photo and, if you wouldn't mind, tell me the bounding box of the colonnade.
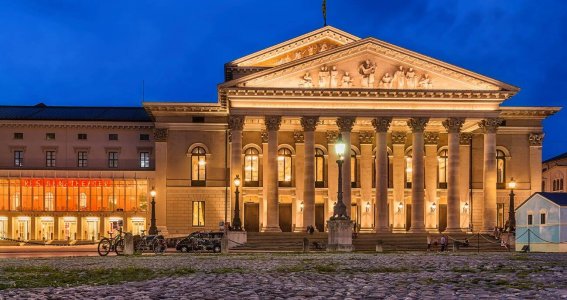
[228,115,502,233]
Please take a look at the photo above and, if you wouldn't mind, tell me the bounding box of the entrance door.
[279,204,292,232]
[0,219,7,238]
[315,204,325,232]
[406,204,412,231]
[351,204,360,232]
[439,204,447,232]
[17,218,30,241]
[86,218,100,241]
[63,219,78,240]
[40,220,54,241]
[131,219,145,236]
[244,203,260,232]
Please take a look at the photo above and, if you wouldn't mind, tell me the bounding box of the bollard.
[221,235,229,254]
[303,237,309,253]
[375,240,383,253]
[123,233,134,255]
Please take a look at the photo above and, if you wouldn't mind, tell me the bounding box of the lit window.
[77,151,88,167]
[278,148,292,187]
[80,193,87,210]
[315,148,325,188]
[108,152,119,168]
[140,152,150,168]
[244,148,259,186]
[351,149,358,188]
[496,150,506,188]
[12,192,21,210]
[46,151,56,167]
[191,147,206,185]
[45,192,54,211]
[405,153,412,188]
[193,201,205,226]
[14,151,24,167]
[438,149,448,189]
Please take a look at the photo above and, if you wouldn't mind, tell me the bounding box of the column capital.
[478,118,503,133]
[153,128,168,142]
[459,133,473,145]
[359,131,374,144]
[261,130,268,143]
[529,132,544,146]
[423,132,439,145]
[372,117,392,133]
[336,116,356,132]
[228,115,245,131]
[293,131,305,143]
[265,116,282,131]
[300,116,319,132]
[407,117,429,133]
[326,131,339,144]
[442,117,465,133]
[391,131,407,144]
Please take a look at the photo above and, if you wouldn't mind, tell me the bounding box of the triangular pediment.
[228,26,359,68]
[222,37,519,92]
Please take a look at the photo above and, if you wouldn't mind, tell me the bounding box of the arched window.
[79,193,87,210]
[405,152,412,189]
[244,148,259,187]
[438,149,448,189]
[45,192,54,211]
[278,148,292,187]
[191,146,207,186]
[315,148,325,188]
[496,150,506,189]
[351,149,358,188]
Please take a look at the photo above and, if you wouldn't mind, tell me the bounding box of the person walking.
[427,234,432,251]
[440,235,447,252]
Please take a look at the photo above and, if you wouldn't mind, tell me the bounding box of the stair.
[230,232,509,252]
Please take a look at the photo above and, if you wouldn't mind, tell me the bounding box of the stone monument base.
[327,219,353,252]
[226,231,247,249]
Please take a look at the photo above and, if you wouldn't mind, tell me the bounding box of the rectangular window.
[109,134,118,141]
[45,151,56,167]
[497,203,505,228]
[192,116,205,123]
[139,134,150,141]
[192,201,205,226]
[540,213,546,225]
[13,132,23,139]
[527,214,533,225]
[46,133,55,140]
[78,133,87,140]
[140,152,150,168]
[108,152,118,168]
[78,151,88,167]
[14,151,23,167]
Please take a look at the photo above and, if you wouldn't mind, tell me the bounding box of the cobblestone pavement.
[0,252,566,299]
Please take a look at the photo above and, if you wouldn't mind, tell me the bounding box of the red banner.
[21,179,114,188]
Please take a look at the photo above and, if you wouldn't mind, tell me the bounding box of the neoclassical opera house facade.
[0,26,559,241]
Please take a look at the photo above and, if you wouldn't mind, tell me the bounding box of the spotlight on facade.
[365,201,371,212]
[463,202,469,213]
[430,202,436,213]
[397,202,403,213]
[300,201,304,212]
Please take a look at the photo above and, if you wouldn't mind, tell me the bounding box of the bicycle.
[134,230,166,254]
[97,229,125,256]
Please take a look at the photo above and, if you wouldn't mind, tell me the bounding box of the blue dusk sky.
[0,1,565,159]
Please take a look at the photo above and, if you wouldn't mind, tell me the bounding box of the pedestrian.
[440,235,447,252]
[427,234,432,251]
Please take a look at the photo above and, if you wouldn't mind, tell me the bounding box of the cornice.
[499,106,561,119]
[143,102,228,115]
[0,121,153,130]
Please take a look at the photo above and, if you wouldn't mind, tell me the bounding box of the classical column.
[262,116,282,232]
[443,117,465,233]
[407,117,429,233]
[359,131,374,232]
[229,116,245,226]
[392,131,407,232]
[261,131,269,229]
[479,118,502,233]
[459,133,472,231]
[529,133,544,195]
[372,117,392,233]
[336,117,356,214]
[424,132,439,232]
[301,116,319,231]
[153,128,169,234]
[293,131,305,232]
[326,131,339,223]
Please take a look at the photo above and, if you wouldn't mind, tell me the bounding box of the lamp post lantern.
[149,188,158,235]
[232,175,243,231]
[332,134,348,220]
[507,178,517,233]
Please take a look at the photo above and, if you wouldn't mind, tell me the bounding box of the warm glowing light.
[430,202,437,212]
[284,176,291,181]
[508,177,517,189]
[406,167,412,172]
[365,201,371,212]
[244,166,253,171]
[234,175,241,187]
[335,134,346,156]
[277,156,285,161]
[150,188,156,198]
[198,160,206,166]
[300,201,304,212]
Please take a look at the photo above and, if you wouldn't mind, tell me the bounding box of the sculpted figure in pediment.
[330,66,339,88]
[419,74,433,89]
[319,42,328,52]
[300,72,313,88]
[307,45,316,56]
[393,66,406,88]
[342,72,353,87]
[294,50,304,60]
[379,73,393,88]
[358,60,376,88]
[406,68,416,89]
[318,65,330,88]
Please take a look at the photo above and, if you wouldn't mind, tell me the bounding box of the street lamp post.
[508,178,517,233]
[332,134,348,220]
[149,188,158,235]
[231,175,242,231]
